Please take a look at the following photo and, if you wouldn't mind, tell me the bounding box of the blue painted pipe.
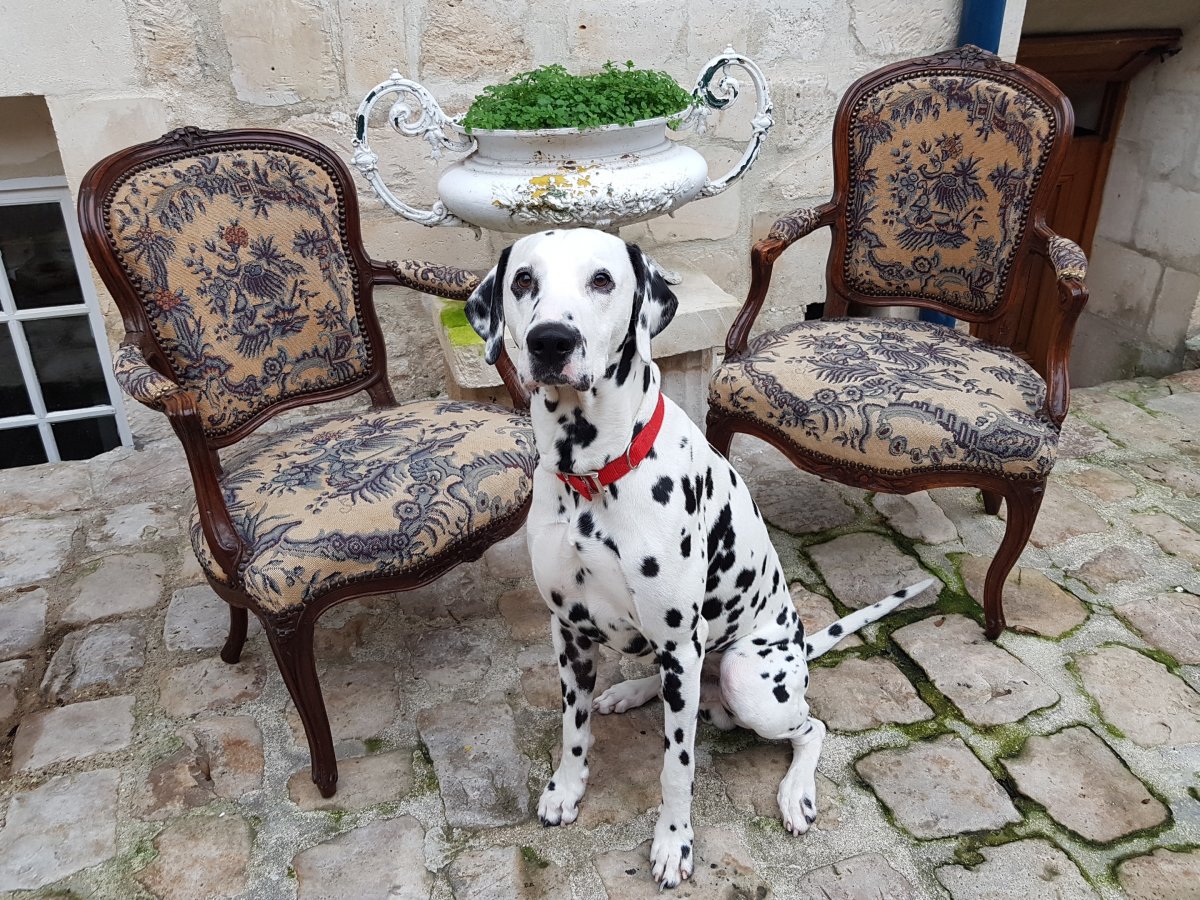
[920,0,1006,329]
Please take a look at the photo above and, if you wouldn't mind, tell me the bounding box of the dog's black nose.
[526,322,580,367]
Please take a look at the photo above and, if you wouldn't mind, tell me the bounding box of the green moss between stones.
[412,742,440,795]
[749,814,787,834]
[1064,656,1127,741]
[287,866,297,879]
[363,737,386,754]
[521,846,552,869]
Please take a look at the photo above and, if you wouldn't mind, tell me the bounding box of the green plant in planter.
[461,61,697,132]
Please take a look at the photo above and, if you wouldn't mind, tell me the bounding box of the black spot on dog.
[773,671,785,683]
[828,623,843,637]
[680,845,690,859]
[679,750,690,766]
[674,728,684,743]
[734,568,755,590]
[704,467,714,499]
[680,534,692,558]
[544,396,558,413]
[701,598,722,620]
[577,511,594,537]
[624,634,649,655]
[568,603,590,623]
[566,690,577,706]
[664,736,671,751]
[572,745,583,756]
[773,685,790,703]
[665,608,682,628]
[603,536,620,557]
[642,365,651,393]
[729,467,738,487]
[776,609,787,625]
[575,708,589,728]
[575,569,586,585]
[652,476,674,505]
[642,556,659,577]
[555,408,598,472]
[681,476,697,515]
[550,590,564,607]
[661,672,685,712]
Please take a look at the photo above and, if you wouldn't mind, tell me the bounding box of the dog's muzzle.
[526,322,586,387]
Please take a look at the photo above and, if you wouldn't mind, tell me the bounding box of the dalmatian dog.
[465,229,934,889]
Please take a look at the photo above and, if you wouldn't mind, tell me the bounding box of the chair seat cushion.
[191,400,535,612]
[709,317,1057,479]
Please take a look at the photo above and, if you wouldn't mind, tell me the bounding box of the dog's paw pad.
[778,779,818,837]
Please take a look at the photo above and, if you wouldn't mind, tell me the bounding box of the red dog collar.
[556,394,666,501]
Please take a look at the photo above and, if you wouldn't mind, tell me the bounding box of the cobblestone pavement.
[2,372,1200,899]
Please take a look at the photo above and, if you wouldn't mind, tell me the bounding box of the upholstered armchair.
[79,127,536,796]
[707,46,1088,639]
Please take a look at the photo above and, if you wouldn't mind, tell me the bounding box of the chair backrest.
[828,45,1072,322]
[79,127,388,445]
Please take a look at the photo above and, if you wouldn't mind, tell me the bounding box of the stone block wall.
[1071,24,1200,385]
[4,0,986,436]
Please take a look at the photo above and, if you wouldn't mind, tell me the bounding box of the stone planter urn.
[351,48,773,233]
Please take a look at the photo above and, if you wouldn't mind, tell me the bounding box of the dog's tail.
[804,578,937,660]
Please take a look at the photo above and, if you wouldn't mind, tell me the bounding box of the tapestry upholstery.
[106,147,371,436]
[384,259,482,300]
[710,318,1057,479]
[191,401,536,612]
[844,73,1056,314]
[112,342,181,409]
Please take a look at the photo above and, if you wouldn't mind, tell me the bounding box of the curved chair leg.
[983,480,1046,640]
[220,605,249,664]
[264,611,338,797]
[981,490,1003,516]
[706,410,737,458]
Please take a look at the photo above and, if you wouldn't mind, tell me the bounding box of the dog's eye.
[591,270,612,290]
[513,271,533,291]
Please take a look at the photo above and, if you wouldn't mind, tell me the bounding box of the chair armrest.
[371,258,481,301]
[112,342,184,409]
[1033,227,1089,427]
[160,391,246,581]
[725,202,837,356]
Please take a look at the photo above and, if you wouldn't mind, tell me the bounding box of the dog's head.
[465,229,677,391]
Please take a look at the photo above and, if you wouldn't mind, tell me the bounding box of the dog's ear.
[626,243,678,361]
[465,246,512,365]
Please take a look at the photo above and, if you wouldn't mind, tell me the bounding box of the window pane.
[22,315,110,411]
[52,415,120,461]
[0,425,48,468]
[0,202,84,310]
[0,325,32,417]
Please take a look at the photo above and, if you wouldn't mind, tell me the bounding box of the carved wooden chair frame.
[707,47,1089,639]
[78,126,530,796]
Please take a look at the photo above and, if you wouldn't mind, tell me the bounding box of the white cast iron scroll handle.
[683,47,775,198]
[350,72,474,227]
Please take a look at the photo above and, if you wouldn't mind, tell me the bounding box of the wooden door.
[1003,31,1181,371]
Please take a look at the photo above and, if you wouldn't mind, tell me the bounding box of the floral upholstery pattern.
[107,148,371,436]
[191,400,535,612]
[113,343,181,409]
[384,259,481,300]
[1047,235,1087,281]
[767,207,824,246]
[844,73,1057,314]
[710,318,1057,479]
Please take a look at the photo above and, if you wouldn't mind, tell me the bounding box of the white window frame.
[0,176,133,463]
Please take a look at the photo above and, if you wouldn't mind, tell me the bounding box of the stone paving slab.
[164,584,261,651]
[63,551,166,624]
[892,614,1059,725]
[292,816,431,900]
[935,838,1097,900]
[1074,644,1200,747]
[873,491,959,544]
[449,845,572,900]
[1002,726,1168,843]
[135,814,252,900]
[1117,847,1200,900]
[959,556,1088,637]
[0,516,80,589]
[0,769,120,891]
[800,852,918,899]
[1115,590,1200,663]
[808,532,942,609]
[594,826,771,899]
[41,619,146,702]
[0,587,47,660]
[287,748,412,811]
[790,583,861,648]
[11,695,136,772]
[806,656,933,731]
[855,735,1020,838]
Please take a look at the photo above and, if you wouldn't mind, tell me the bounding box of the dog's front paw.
[777,768,817,836]
[537,773,586,826]
[594,675,658,714]
[650,817,694,888]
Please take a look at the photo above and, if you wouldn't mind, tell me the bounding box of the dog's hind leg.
[594,674,659,714]
[538,616,598,826]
